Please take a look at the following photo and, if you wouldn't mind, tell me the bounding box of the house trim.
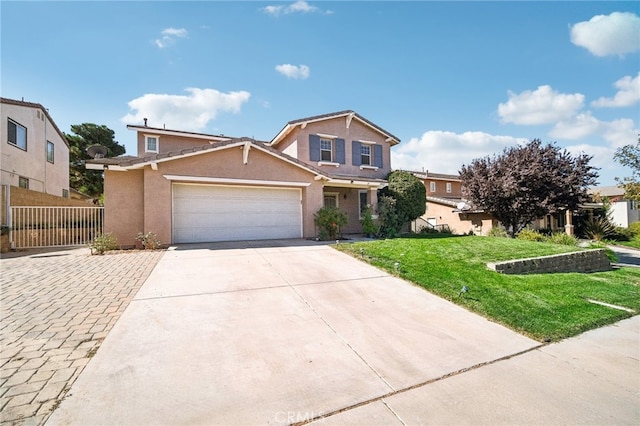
[163,175,312,187]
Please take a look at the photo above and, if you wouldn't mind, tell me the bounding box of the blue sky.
[2,1,639,186]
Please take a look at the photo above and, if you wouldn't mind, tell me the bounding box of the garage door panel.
[172,184,302,243]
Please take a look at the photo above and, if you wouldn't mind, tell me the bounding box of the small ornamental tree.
[460,139,598,237]
[314,207,348,240]
[613,136,640,201]
[378,170,427,236]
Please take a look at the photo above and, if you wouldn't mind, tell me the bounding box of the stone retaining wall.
[487,249,611,274]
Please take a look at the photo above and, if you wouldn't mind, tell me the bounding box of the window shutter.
[352,141,361,166]
[374,144,383,168]
[336,138,345,164]
[309,134,320,161]
[8,121,16,144]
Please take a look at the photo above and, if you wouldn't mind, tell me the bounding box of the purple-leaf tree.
[459,139,598,237]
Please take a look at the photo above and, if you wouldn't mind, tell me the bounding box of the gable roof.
[86,137,328,177]
[1,97,69,148]
[270,110,401,147]
[588,186,624,197]
[408,170,461,181]
[126,124,235,142]
[86,136,388,187]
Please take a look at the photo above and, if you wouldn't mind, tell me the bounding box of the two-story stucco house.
[412,170,578,236]
[0,97,70,197]
[87,110,399,246]
[410,171,497,235]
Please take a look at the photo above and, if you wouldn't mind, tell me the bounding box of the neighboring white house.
[0,97,70,197]
[589,186,639,228]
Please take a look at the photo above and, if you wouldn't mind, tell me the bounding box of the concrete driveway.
[45,240,639,425]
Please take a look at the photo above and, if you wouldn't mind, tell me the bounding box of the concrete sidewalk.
[44,241,639,425]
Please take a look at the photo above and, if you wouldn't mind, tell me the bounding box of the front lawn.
[335,236,640,342]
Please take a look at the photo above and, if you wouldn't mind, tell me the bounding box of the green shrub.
[516,228,545,242]
[136,232,162,250]
[360,206,378,237]
[546,232,578,246]
[628,221,640,237]
[488,226,509,238]
[314,207,348,241]
[584,217,616,241]
[89,233,118,255]
[377,195,402,238]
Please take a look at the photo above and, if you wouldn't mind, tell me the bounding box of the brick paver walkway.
[0,248,164,425]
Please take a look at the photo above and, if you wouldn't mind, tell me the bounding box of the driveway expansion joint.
[292,343,547,426]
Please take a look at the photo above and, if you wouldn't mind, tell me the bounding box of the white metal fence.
[9,206,104,249]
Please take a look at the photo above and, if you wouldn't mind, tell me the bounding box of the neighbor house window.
[446,182,452,193]
[429,182,436,192]
[19,176,29,189]
[145,135,159,153]
[47,141,54,163]
[359,190,368,218]
[62,189,69,198]
[324,192,339,208]
[8,119,27,150]
[360,145,371,166]
[320,138,332,162]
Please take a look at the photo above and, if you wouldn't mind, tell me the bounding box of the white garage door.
[172,184,302,243]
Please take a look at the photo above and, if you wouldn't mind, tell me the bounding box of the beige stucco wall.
[104,169,144,247]
[104,145,325,246]
[422,202,496,235]
[0,102,69,197]
[424,179,463,198]
[136,132,229,156]
[276,117,393,180]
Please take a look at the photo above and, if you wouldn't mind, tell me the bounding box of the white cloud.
[570,12,640,57]
[263,1,332,16]
[121,88,251,131]
[155,27,188,48]
[391,131,527,175]
[275,64,310,79]
[497,85,585,125]
[549,112,603,140]
[591,73,640,107]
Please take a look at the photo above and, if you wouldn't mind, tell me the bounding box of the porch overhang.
[323,178,387,189]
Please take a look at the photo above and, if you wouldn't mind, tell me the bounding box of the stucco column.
[369,187,379,218]
[565,209,574,236]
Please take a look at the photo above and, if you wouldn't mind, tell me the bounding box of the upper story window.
[429,182,436,192]
[310,134,344,166]
[320,138,333,162]
[352,141,382,169]
[145,135,159,153]
[361,145,371,166]
[47,141,55,163]
[446,182,452,193]
[8,118,27,151]
[19,176,29,189]
[62,189,69,198]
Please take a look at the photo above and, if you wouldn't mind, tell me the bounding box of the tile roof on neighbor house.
[270,110,401,146]
[125,124,236,141]
[588,186,625,197]
[1,97,69,147]
[427,196,486,213]
[407,170,461,181]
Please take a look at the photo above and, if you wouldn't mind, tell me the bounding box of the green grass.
[335,236,640,342]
